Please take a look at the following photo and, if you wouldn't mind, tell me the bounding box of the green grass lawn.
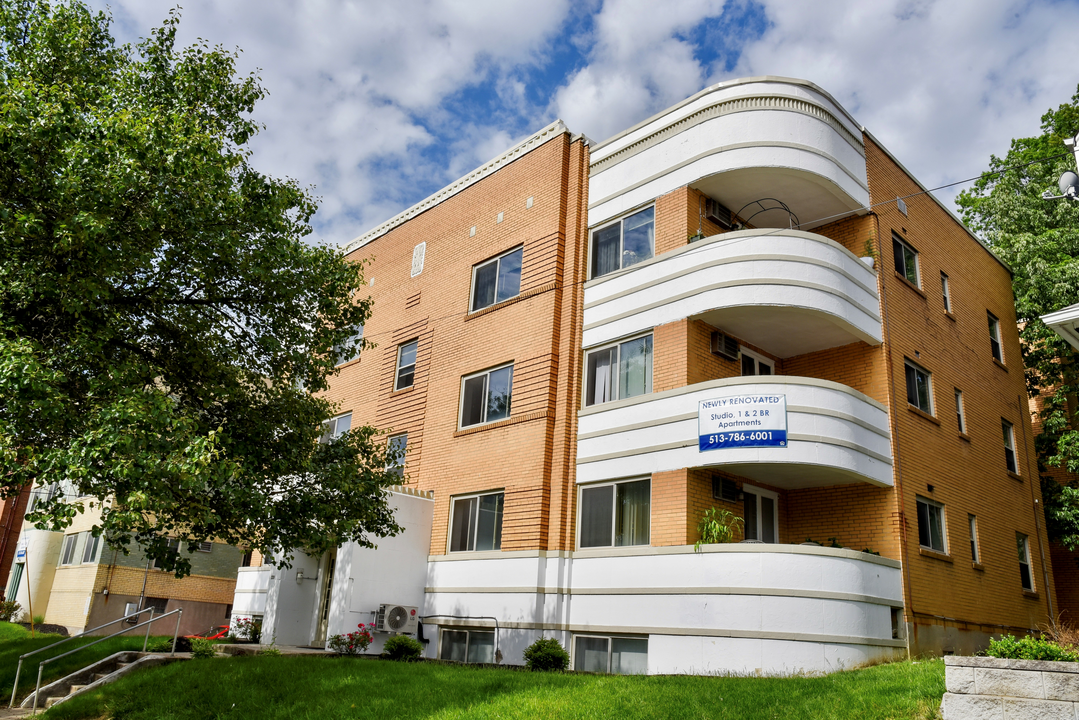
[45,654,945,720]
[0,622,172,706]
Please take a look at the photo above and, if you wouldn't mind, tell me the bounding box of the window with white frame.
[740,347,774,377]
[449,491,504,552]
[460,364,513,428]
[386,433,407,478]
[440,628,496,663]
[590,207,655,279]
[59,534,78,566]
[916,496,946,553]
[941,272,952,313]
[471,246,523,312]
[320,412,352,443]
[578,478,650,548]
[968,515,980,563]
[1003,420,1018,473]
[742,485,779,543]
[82,532,101,564]
[955,389,966,434]
[988,312,1003,362]
[1017,532,1033,591]
[334,324,364,365]
[905,360,932,414]
[197,541,212,553]
[573,635,648,674]
[584,334,652,407]
[395,340,418,390]
[892,234,919,286]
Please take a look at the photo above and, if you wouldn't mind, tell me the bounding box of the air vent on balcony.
[712,476,739,502]
[704,198,732,229]
[710,331,739,361]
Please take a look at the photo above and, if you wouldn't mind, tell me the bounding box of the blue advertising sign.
[698,394,787,451]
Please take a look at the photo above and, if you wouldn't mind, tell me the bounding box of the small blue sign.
[698,393,788,451]
[15,548,26,561]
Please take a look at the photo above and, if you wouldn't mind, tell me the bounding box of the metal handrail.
[30,608,183,714]
[9,606,158,709]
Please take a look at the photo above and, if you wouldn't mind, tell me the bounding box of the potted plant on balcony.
[694,507,743,552]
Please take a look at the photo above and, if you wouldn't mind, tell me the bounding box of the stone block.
[1002,698,1074,720]
[976,668,1045,699]
[947,665,976,694]
[1044,672,1079,702]
[941,693,1003,720]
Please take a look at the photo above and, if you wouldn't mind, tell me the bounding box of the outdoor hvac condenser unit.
[376,604,418,633]
[710,331,739,361]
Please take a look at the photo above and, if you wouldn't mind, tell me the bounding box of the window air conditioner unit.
[376,604,418,633]
[710,331,739,361]
[704,198,732,229]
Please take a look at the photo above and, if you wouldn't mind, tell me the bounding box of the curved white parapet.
[583,229,881,356]
[423,544,905,675]
[576,376,892,488]
[588,78,869,232]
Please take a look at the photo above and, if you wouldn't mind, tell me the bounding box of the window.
[905,360,932,414]
[59,534,77,566]
[916,496,947,553]
[1003,420,1017,473]
[584,334,653,407]
[742,485,778,543]
[892,235,919,286]
[578,479,650,548]
[1017,532,1033,591]
[395,340,418,390]
[6,562,23,600]
[152,538,182,569]
[471,247,523,312]
[460,364,513,428]
[955,389,966,434]
[969,515,980,563]
[320,412,352,443]
[941,272,951,313]
[81,532,101,564]
[740,347,774,377]
[988,312,1003,362]
[449,491,504,552]
[241,551,254,567]
[573,635,648,674]
[712,477,739,502]
[334,324,364,365]
[386,433,407,478]
[440,628,496,663]
[591,207,655,279]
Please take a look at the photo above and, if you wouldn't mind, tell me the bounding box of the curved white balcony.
[589,77,869,232]
[576,376,892,488]
[583,229,881,357]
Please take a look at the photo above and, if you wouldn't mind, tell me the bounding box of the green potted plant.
[694,507,743,551]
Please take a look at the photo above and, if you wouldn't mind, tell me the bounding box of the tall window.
[941,272,952,313]
[892,235,919,286]
[740,347,774,377]
[574,635,648,674]
[591,207,655,279]
[905,360,932,414]
[460,364,513,428]
[916,496,946,553]
[82,532,101,564]
[578,479,650,548]
[449,491,504,552]
[386,433,407,478]
[59,534,78,566]
[1003,420,1018,473]
[968,515,980,563]
[320,412,352,443]
[743,485,778,543]
[955,389,966,434]
[585,334,653,407]
[334,324,364,365]
[1017,533,1033,591]
[395,340,418,390]
[440,628,496,663]
[471,247,523,311]
[988,312,1003,362]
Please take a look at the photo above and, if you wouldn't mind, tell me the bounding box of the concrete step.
[117,662,130,669]
[69,685,87,694]
[43,697,61,709]
[93,673,109,682]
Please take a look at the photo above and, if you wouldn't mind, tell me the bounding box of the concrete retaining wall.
[942,656,1079,719]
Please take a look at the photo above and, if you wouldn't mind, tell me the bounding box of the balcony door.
[743,484,779,543]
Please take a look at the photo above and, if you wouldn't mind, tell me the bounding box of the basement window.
[440,628,495,663]
[573,635,648,674]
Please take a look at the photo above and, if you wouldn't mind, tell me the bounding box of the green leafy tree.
[0,0,401,575]
[956,85,1079,549]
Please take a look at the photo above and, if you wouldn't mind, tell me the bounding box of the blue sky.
[92,0,1079,247]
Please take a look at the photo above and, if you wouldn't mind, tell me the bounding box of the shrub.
[0,600,21,622]
[329,624,375,655]
[232,616,262,643]
[32,614,45,626]
[382,635,423,661]
[190,637,218,659]
[986,635,1079,662]
[523,637,569,671]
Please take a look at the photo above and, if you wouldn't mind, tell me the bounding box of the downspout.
[1020,392,1055,625]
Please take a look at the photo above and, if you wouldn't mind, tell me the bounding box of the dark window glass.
[467,631,495,663]
[396,341,418,390]
[450,493,504,552]
[743,492,758,540]
[486,366,513,423]
[591,224,621,279]
[475,493,504,552]
[461,375,486,427]
[741,354,755,376]
[472,261,497,311]
[611,638,648,674]
[988,313,1003,362]
[441,630,468,662]
[449,498,474,552]
[893,237,919,285]
[621,207,654,269]
[496,248,522,304]
[917,499,945,552]
[574,636,609,672]
[386,434,407,478]
[579,485,614,548]
[585,347,615,407]
[761,496,776,543]
[461,365,513,427]
[905,362,931,413]
[615,480,650,547]
[1017,533,1033,590]
[1003,421,1017,473]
